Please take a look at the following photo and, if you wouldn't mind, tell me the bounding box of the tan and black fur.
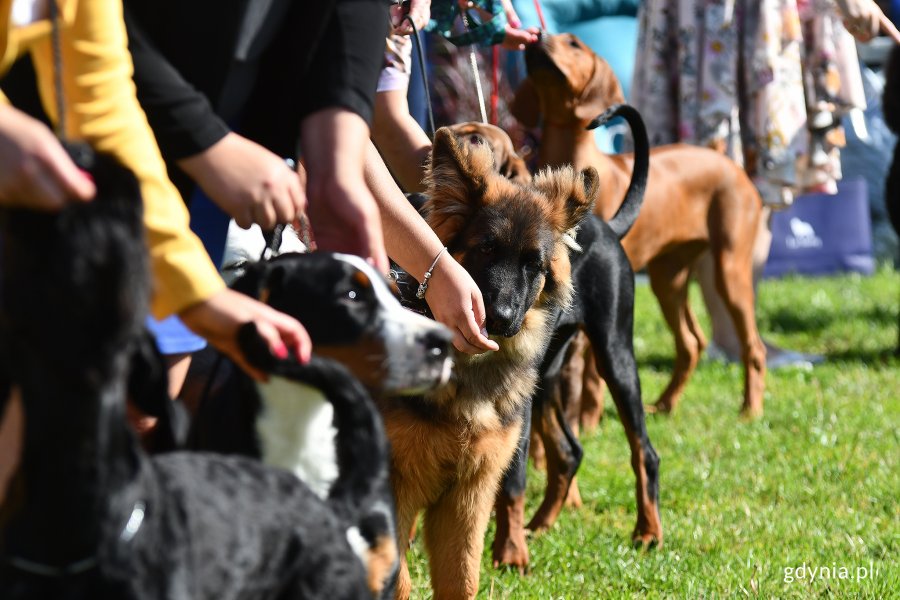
[380,127,598,599]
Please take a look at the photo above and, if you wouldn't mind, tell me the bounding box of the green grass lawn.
[408,265,900,598]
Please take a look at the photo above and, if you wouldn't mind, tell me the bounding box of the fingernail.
[78,168,93,183]
[511,19,521,27]
[297,343,311,364]
[273,341,288,360]
[480,326,489,337]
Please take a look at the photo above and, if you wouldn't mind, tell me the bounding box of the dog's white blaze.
[334,253,453,391]
[255,376,338,500]
[345,526,369,565]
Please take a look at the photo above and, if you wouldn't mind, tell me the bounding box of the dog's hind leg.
[585,311,663,547]
[527,381,584,532]
[579,341,605,433]
[712,248,766,417]
[646,257,703,414]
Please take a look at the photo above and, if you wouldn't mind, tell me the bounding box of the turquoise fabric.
[511,0,638,152]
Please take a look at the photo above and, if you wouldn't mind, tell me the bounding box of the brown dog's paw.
[491,532,530,574]
[564,479,583,508]
[631,528,663,551]
[739,403,763,420]
[645,401,674,415]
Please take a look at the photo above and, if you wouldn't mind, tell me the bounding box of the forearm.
[364,140,444,274]
[371,91,432,193]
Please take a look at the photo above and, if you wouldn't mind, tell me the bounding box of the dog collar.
[7,501,145,578]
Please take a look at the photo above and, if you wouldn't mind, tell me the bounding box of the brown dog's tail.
[587,103,649,240]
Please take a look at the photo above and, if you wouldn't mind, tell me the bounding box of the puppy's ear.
[573,167,600,225]
[424,127,495,241]
[533,165,597,232]
[511,78,541,128]
[574,55,625,122]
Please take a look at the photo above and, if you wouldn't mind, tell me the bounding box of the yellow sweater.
[0,0,225,318]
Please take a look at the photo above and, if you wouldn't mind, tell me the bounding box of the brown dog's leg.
[393,504,419,600]
[561,332,588,508]
[646,257,703,414]
[579,343,605,433]
[712,249,766,417]
[492,491,529,572]
[528,387,583,532]
[528,427,546,470]
[683,303,708,357]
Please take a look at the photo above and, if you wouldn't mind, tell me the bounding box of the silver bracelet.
[416,247,447,299]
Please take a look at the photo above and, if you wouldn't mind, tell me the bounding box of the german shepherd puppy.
[380,127,603,599]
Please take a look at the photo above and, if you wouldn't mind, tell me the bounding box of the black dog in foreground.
[0,148,374,599]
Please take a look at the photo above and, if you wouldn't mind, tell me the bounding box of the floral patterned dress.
[631,0,865,207]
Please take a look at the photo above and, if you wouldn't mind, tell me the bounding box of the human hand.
[0,105,95,210]
[391,0,431,34]
[426,253,499,354]
[500,0,539,50]
[302,108,389,273]
[179,288,311,381]
[177,132,305,230]
[835,0,883,42]
[502,24,540,50]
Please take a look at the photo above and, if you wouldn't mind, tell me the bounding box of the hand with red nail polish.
[0,105,96,211]
[179,288,312,382]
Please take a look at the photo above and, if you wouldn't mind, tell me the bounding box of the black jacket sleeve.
[124,5,231,161]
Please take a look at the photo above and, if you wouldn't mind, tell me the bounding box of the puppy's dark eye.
[469,134,482,145]
[569,39,580,48]
[480,243,494,255]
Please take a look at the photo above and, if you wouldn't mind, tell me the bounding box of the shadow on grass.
[823,346,900,365]
[635,353,676,371]
[761,304,897,335]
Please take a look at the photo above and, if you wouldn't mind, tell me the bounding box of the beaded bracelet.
[416,247,448,299]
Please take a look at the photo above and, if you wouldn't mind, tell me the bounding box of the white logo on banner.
[787,218,823,249]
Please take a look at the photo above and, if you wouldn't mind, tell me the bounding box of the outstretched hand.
[179,288,312,382]
[426,253,499,355]
[178,132,305,230]
[500,0,539,50]
[835,0,883,42]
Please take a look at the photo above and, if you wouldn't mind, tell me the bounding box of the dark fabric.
[124,5,231,163]
[240,0,390,158]
[123,0,390,167]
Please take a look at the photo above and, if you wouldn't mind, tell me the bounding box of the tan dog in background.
[448,121,532,183]
[515,32,766,417]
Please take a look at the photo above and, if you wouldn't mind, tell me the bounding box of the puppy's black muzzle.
[485,303,523,338]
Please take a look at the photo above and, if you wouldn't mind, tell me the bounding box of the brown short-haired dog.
[515,32,766,417]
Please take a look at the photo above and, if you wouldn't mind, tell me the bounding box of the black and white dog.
[0,147,378,599]
[186,249,454,598]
